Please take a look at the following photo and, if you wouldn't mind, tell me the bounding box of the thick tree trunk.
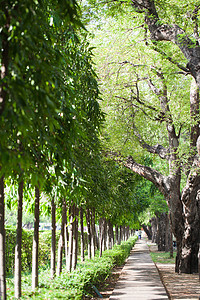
[14,179,23,299]
[178,158,200,273]
[0,177,6,300]
[51,197,56,279]
[56,198,66,276]
[32,186,40,290]
[80,207,85,262]
[142,224,152,240]
[157,213,167,251]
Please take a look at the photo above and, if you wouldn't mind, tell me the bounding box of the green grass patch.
[150,251,176,264]
[7,235,138,299]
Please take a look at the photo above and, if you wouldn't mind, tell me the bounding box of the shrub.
[5,227,60,275]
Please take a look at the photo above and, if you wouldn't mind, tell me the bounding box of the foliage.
[6,235,137,299]
[5,227,60,275]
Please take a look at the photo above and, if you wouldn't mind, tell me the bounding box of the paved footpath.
[109,239,169,300]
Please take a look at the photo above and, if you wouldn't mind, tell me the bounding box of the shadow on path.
[109,239,169,300]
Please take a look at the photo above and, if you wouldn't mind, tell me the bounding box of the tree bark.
[0,176,6,300]
[80,207,85,262]
[142,224,152,240]
[119,225,122,245]
[64,215,69,268]
[14,179,23,299]
[67,205,73,272]
[179,157,200,273]
[151,218,157,243]
[115,225,119,244]
[32,186,40,290]
[51,197,56,279]
[156,213,167,251]
[72,206,78,271]
[86,208,92,259]
[56,198,66,276]
[99,218,105,257]
[91,208,96,258]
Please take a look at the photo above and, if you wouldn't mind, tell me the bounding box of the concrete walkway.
[109,239,169,300]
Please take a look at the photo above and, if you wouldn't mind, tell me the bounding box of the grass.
[150,251,176,264]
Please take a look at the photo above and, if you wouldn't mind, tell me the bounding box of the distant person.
[138,229,142,239]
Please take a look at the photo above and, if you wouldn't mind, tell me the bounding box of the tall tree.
[0,177,6,300]
[88,5,200,273]
[14,177,23,299]
[32,186,40,290]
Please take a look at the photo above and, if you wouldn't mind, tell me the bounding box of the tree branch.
[132,123,169,159]
[125,155,170,197]
[131,0,200,88]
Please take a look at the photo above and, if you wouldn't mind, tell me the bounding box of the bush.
[5,227,60,275]
[7,235,137,299]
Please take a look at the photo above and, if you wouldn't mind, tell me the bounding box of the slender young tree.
[0,177,6,300]
[72,206,78,271]
[32,186,40,290]
[67,205,74,272]
[80,207,85,262]
[51,196,56,279]
[14,178,24,299]
[56,198,67,276]
[86,208,92,259]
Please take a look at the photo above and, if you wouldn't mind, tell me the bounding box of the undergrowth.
[7,235,138,299]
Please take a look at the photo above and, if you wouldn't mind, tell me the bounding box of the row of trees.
[0,0,102,299]
[88,0,200,274]
[1,1,155,299]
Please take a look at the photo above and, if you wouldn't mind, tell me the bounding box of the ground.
[89,242,200,300]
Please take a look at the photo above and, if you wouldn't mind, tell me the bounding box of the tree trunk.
[151,218,157,243]
[14,179,23,299]
[99,218,105,257]
[80,207,85,262]
[142,224,152,240]
[178,158,200,273]
[86,208,91,259]
[115,225,119,245]
[157,213,167,251]
[91,208,96,258]
[0,176,6,300]
[119,225,122,245]
[32,186,40,290]
[110,222,114,248]
[72,206,78,271]
[67,205,73,272]
[56,198,66,276]
[64,212,69,266]
[51,197,56,279]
